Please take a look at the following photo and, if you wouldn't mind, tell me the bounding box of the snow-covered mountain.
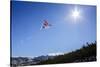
[11,55,56,66]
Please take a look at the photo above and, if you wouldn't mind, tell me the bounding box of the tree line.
[36,41,96,65]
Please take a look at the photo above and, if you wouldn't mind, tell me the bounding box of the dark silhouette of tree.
[37,41,96,65]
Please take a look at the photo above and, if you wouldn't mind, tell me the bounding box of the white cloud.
[48,52,64,56]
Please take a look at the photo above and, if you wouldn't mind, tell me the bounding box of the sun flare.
[72,8,80,20]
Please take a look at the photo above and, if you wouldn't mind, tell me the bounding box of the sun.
[72,7,80,20]
[72,10,79,18]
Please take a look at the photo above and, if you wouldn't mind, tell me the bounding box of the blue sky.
[11,1,96,57]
